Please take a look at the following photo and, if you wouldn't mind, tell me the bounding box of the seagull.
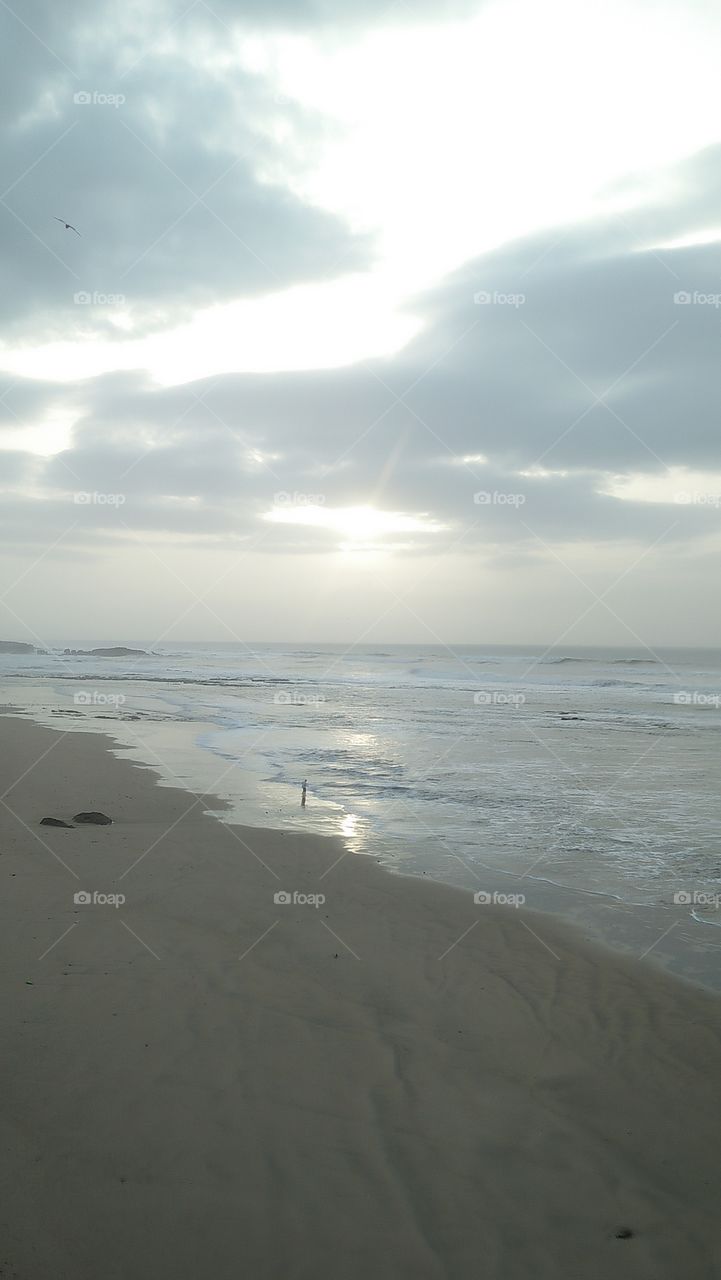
[53,217,81,235]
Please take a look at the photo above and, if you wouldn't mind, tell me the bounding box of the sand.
[0,714,719,1280]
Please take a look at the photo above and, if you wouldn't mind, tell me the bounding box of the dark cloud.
[1,1,371,341]
[0,450,38,488]
[1,0,488,341]
[0,373,74,427]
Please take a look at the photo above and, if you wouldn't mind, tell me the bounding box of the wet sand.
[1,715,719,1279]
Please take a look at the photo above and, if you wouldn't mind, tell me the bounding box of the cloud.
[0,1,371,343]
[186,0,485,31]
[4,9,721,573]
[5,153,715,557]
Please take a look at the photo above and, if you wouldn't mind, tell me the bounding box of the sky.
[1,0,721,648]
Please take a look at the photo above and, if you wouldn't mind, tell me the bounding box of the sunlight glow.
[263,503,446,545]
[256,0,721,292]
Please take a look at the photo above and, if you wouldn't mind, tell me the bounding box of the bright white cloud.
[0,406,76,456]
[604,468,721,507]
[255,0,721,290]
[0,275,419,391]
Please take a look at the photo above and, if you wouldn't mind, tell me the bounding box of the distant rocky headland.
[0,641,150,657]
[62,647,148,657]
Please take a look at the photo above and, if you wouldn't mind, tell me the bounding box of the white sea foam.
[2,642,719,924]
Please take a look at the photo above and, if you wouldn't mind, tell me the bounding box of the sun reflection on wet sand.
[340,811,368,855]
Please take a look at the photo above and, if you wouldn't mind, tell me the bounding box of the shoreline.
[3,686,721,994]
[1,714,721,1277]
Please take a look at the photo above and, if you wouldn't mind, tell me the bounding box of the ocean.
[2,641,720,984]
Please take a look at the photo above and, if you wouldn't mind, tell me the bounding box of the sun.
[262,503,445,549]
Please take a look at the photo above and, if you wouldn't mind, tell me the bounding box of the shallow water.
[2,640,720,987]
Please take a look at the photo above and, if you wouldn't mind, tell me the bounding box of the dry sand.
[0,714,719,1279]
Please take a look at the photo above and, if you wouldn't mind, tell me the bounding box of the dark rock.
[89,647,146,657]
[61,647,147,657]
[72,811,113,825]
[0,640,35,654]
[40,817,75,828]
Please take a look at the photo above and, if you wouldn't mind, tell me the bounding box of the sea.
[2,641,720,988]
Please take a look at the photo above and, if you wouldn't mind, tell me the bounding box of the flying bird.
[53,217,81,235]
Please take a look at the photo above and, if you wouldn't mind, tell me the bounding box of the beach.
[1,713,720,1280]
[3,640,720,993]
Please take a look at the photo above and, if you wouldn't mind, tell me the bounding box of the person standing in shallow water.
[301,779,307,807]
